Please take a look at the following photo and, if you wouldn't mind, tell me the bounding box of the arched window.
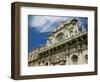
[71,55,78,64]
[45,62,49,66]
[56,33,64,42]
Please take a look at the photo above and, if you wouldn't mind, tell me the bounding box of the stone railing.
[39,32,87,53]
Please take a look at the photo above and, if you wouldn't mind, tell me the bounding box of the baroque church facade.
[28,18,88,66]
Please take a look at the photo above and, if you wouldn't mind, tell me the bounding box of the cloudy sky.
[28,15,88,53]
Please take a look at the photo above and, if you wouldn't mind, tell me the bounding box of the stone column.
[77,45,83,64]
[65,49,70,65]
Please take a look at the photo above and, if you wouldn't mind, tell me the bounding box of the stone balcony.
[38,32,87,54]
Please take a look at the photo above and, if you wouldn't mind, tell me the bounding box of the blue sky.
[28,15,88,53]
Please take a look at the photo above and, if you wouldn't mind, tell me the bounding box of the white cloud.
[29,15,70,33]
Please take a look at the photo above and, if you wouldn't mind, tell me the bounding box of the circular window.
[56,33,64,42]
[71,55,78,63]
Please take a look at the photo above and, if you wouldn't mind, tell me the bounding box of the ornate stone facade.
[28,18,88,66]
